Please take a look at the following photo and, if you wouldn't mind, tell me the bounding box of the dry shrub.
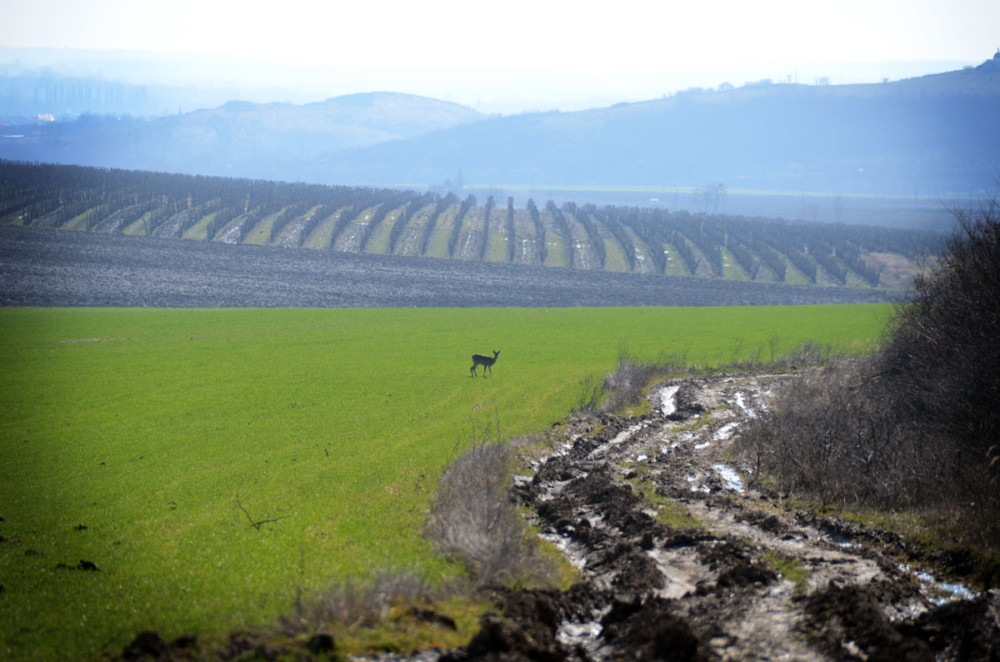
[424,443,555,587]
[740,198,1000,546]
[599,350,685,413]
[739,360,954,508]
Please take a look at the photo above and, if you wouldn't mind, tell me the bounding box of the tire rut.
[448,371,998,662]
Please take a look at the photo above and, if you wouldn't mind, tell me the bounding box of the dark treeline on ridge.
[0,160,945,289]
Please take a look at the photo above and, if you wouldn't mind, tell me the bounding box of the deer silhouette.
[470,350,500,377]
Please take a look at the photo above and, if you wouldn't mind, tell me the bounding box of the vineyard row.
[0,161,943,287]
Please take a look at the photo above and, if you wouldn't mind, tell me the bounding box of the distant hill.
[318,60,1000,196]
[2,59,999,197]
[0,92,485,182]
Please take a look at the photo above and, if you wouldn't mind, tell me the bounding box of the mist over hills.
[2,55,999,199]
[318,59,1000,196]
[0,92,484,182]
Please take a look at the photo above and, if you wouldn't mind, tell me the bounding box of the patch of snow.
[636,454,648,462]
[586,422,646,460]
[734,392,757,418]
[610,422,645,446]
[713,464,745,493]
[828,534,855,548]
[687,475,710,493]
[714,422,739,440]
[694,442,712,450]
[557,620,603,645]
[660,385,680,416]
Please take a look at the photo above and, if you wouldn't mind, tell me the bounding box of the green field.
[0,305,892,658]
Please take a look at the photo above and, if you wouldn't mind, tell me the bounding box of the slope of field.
[0,305,893,659]
[0,161,941,296]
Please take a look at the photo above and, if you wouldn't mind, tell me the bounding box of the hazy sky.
[3,0,998,112]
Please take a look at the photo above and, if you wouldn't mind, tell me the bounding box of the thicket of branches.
[740,199,1000,547]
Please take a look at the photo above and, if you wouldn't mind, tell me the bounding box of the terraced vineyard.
[0,161,942,288]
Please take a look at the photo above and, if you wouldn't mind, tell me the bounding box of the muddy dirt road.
[451,372,999,661]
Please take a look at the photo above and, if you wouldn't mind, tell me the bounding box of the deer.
[470,350,500,377]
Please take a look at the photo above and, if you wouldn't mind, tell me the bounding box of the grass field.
[0,305,893,658]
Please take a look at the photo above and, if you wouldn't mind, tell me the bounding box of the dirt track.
[448,372,999,661]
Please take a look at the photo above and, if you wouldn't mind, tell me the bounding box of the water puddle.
[556,606,611,658]
[898,563,978,605]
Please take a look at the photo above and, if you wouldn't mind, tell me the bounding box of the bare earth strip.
[0,225,900,308]
[451,371,999,661]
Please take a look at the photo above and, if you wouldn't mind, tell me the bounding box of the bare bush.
[739,360,954,508]
[424,443,555,587]
[876,197,1000,540]
[600,350,685,413]
[740,197,1000,546]
[601,357,656,413]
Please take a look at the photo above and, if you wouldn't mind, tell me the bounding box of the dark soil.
[447,372,1000,661]
[0,225,899,307]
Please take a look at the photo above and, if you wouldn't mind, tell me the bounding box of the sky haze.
[2,0,998,112]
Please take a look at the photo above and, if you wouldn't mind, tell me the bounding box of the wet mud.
[452,372,1000,661]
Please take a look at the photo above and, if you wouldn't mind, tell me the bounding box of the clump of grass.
[763,550,810,594]
[625,474,709,531]
[281,569,487,656]
[656,497,711,531]
[298,569,442,628]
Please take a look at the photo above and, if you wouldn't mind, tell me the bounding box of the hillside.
[2,60,999,197]
[0,161,943,296]
[0,92,485,182]
[319,60,1000,196]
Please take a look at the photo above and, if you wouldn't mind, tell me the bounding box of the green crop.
[0,305,891,658]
